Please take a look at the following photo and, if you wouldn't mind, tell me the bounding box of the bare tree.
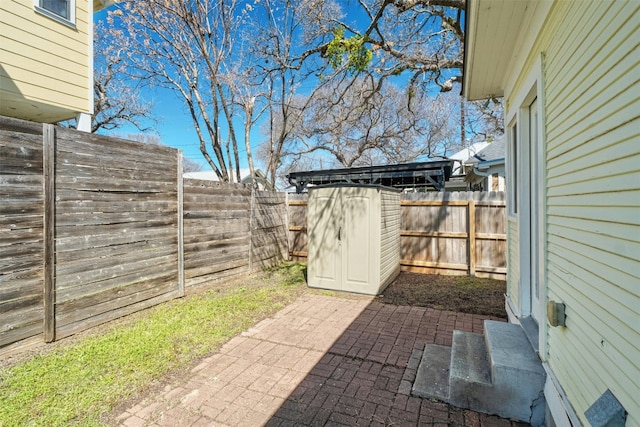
[242,0,342,188]
[59,20,156,133]
[279,80,465,168]
[321,0,465,93]
[103,0,501,184]
[107,0,251,182]
[256,0,502,177]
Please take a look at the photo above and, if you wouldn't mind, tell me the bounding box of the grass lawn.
[0,263,306,427]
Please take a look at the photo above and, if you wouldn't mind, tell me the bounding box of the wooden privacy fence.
[288,191,506,279]
[0,116,287,352]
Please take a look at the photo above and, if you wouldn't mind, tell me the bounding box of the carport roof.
[286,160,454,193]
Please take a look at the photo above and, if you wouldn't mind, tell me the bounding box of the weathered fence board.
[251,191,288,269]
[183,179,252,289]
[287,194,308,261]
[0,117,45,349]
[287,191,506,279]
[51,128,180,340]
[1,117,288,353]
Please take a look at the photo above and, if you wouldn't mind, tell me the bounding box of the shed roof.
[286,160,454,193]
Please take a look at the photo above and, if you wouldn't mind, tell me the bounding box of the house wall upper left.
[0,0,100,124]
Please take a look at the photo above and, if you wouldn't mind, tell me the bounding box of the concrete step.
[448,330,494,411]
[412,344,451,401]
[483,320,546,425]
[412,321,546,426]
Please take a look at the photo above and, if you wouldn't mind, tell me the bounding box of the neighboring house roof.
[241,170,276,191]
[464,138,506,184]
[448,142,491,175]
[183,171,223,181]
[465,138,505,165]
[184,169,275,191]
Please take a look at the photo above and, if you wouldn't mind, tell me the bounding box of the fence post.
[177,152,184,297]
[468,200,476,276]
[43,124,55,342]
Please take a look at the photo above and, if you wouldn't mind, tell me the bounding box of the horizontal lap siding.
[379,190,401,285]
[0,119,44,347]
[543,1,640,423]
[0,1,91,114]
[53,129,179,339]
[183,180,251,288]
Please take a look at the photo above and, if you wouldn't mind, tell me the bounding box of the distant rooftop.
[465,138,505,165]
[286,160,454,193]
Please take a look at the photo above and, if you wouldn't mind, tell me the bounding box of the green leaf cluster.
[326,26,373,75]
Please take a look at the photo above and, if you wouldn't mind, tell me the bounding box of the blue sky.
[93,3,463,175]
[93,10,247,172]
[94,7,215,170]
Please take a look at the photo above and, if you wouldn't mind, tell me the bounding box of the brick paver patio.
[116,294,529,427]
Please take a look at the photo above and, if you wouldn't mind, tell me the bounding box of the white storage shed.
[307,184,401,295]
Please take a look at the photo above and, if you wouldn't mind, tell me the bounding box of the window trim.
[34,0,76,29]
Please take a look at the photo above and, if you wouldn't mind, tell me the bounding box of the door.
[307,186,377,293]
[342,188,372,294]
[307,187,342,290]
[527,97,542,324]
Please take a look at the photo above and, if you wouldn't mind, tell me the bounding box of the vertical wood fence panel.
[182,180,252,289]
[0,117,45,350]
[287,194,308,261]
[1,116,289,353]
[400,191,506,278]
[53,128,180,339]
[43,125,55,342]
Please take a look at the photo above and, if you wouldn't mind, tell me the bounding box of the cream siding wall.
[0,1,91,121]
[507,1,640,424]
[379,189,401,287]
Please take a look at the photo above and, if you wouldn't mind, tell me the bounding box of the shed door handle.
[338,226,341,241]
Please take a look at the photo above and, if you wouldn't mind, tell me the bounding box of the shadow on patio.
[263,295,520,427]
[115,291,526,427]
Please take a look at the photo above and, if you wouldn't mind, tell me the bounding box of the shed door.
[342,189,372,294]
[308,188,342,290]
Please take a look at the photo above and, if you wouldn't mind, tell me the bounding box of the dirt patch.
[377,272,507,318]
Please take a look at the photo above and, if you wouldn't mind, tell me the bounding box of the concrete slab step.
[448,330,494,411]
[411,321,546,425]
[483,320,546,425]
[412,344,451,401]
[484,320,545,379]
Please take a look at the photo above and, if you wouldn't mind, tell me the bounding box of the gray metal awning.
[286,160,454,193]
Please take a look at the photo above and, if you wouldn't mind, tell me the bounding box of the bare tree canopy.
[59,21,156,133]
[101,0,502,185]
[320,0,464,92]
[282,78,462,168]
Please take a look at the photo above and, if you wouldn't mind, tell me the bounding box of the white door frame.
[506,55,547,356]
